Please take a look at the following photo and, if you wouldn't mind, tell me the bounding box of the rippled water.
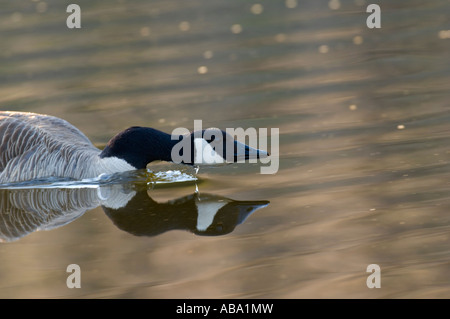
[0,165,198,189]
[0,0,449,298]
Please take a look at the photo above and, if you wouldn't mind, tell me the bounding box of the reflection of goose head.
[192,196,269,236]
[102,191,269,237]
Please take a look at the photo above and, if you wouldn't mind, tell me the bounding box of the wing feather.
[0,111,100,182]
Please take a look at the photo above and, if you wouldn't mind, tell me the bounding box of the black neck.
[99,127,183,169]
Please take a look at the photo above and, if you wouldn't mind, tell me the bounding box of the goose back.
[0,112,105,183]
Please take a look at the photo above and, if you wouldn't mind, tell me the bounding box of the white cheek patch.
[194,138,225,165]
[195,200,227,231]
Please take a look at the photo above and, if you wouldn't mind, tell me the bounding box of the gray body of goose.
[0,111,268,184]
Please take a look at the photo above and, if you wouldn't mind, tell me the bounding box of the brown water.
[0,0,449,298]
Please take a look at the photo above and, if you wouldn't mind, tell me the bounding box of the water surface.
[0,0,449,298]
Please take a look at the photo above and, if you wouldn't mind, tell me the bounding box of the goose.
[0,111,268,184]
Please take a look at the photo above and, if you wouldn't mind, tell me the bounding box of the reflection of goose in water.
[102,190,269,237]
[0,185,269,242]
[0,111,268,183]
